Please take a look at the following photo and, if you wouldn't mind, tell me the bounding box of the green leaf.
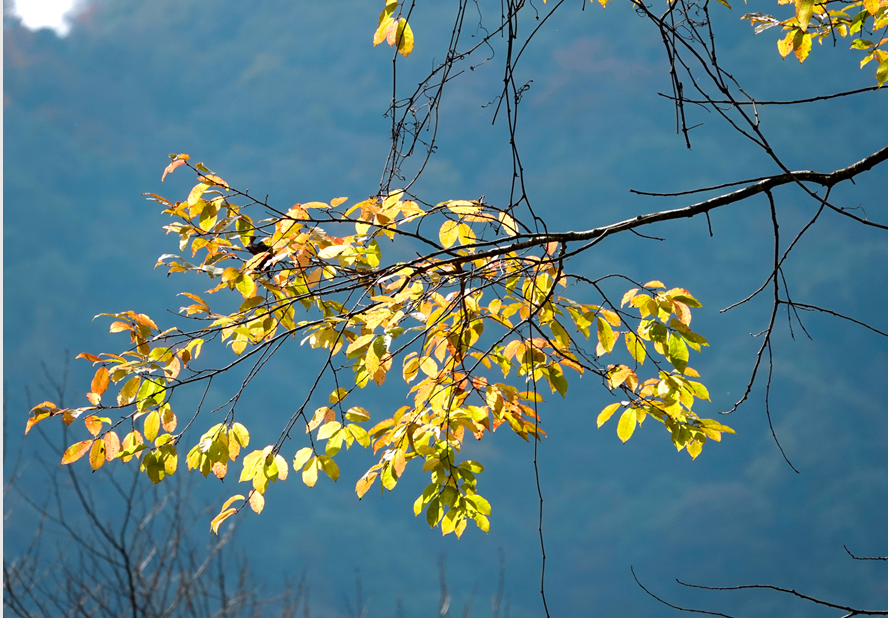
[667,333,689,373]
[877,60,888,87]
[545,364,568,397]
[426,497,444,527]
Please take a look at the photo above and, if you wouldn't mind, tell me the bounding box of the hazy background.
[4,0,887,615]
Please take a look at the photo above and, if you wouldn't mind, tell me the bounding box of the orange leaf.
[161,159,187,182]
[61,440,94,465]
[76,352,102,362]
[84,415,103,437]
[355,472,378,499]
[392,449,407,477]
[91,367,110,396]
[86,392,102,406]
[109,321,132,333]
[134,314,158,330]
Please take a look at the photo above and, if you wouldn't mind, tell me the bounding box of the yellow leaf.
[61,440,93,465]
[795,0,814,31]
[596,316,616,355]
[499,212,518,236]
[862,0,880,14]
[457,223,476,246]
[439,220,459,248]
[89,439,105,471]
[210,508,237,535]
[793,30,812,62]
[395,18,415,57]
[221,494,246,511]
[302,457,319,487]
[597,403,621,428]
[616,408,637,443]
[687,440,703,459]
[621,288,640,307]
[144,410,160,442]
[778,30,794,58]
[274,454,289,481]
[643,280,665,289]
[419,356,438,377]
[625,332,646,365]
[606,365,634,390]
[293,447,314,471]
[320,456,340,481]
[402,354,420,382]
[117,376,140,407]
[374,5,397,46]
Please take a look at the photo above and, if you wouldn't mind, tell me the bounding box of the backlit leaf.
[91,367,110,396]
[302,457,319,487]
[144,410,160,442]
[439,220,459,248]
[356,472,378,499]
[89,439,105,471]
[210,508,237,535]
[104,431,121,461]
[62,440,93,465]
[117,377,140,407]
[597,402,620,428]
[795,0,814,31]
[249,491,265,514]
[84,415,103,437]
[778,30,794,58]
[616,408,637,443]
[596,317,616,355]
[394,18,415,57]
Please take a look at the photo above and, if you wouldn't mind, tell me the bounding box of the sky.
[4,1,887,616]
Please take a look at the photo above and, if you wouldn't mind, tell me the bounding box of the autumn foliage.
[27,0,887,538]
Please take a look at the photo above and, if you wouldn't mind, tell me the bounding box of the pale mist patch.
[7,0,90,36]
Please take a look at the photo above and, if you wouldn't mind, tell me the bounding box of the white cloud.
[9,0,80,36]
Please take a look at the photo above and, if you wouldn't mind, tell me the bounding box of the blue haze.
[4,0,887,616]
